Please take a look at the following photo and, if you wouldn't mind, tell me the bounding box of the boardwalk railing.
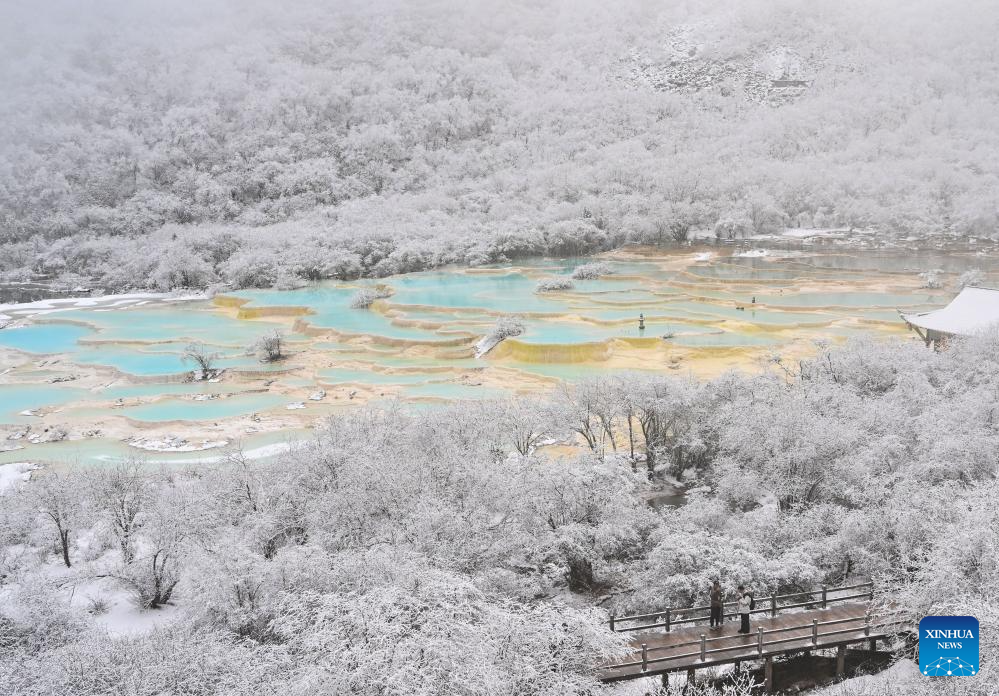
[609,581,874,633]
[604,610,907,675]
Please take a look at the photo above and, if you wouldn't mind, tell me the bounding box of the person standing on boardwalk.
[737,585,753,633]
[709,580,724,628]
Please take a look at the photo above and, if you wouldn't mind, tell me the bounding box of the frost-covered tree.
[535,277,575,293]
[571,262,612,281]
[253,330,285,362]
[88,461,148,564]
[182,342,220,378]
[3,333,999,693]
[349,286,392,309]
[485,315,525,342]
[23,470,85,568]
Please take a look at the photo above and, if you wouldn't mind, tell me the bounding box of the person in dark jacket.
[709,580,724,628]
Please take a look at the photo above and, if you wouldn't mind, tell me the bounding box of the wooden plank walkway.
[599,602,900,682]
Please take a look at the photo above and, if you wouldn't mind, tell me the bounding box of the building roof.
[902,286,999,336]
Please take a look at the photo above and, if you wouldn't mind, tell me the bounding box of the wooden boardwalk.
[597,583,912,692]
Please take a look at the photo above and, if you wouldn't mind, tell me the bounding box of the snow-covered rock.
[27,428,67,444]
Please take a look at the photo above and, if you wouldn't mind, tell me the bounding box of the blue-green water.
[3,246,994,450]
[0,323,93,353]
[519,320,708,344]
[0,429,311,467]
[0,384,89,424]
[57,306,279,345]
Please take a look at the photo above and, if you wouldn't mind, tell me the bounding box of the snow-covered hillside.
[628,23,822,105]
[2,0,999,292]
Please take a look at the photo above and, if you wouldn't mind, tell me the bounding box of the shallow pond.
[3,244,998,465]
[1,384,89,424]
[0,428,312,467]
[0,323,94,354]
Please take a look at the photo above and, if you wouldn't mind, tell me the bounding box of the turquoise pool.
[0,323,93,353]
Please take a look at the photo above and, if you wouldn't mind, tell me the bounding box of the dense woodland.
[2,334,996,694]
[2,0,999,290]
[2,2,997,693]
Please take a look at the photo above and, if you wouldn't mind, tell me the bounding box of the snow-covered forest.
[2,0,999,290]
[3,1,998,693]
[2,335,997,694]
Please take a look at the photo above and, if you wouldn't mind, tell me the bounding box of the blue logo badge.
[919,616,979,676]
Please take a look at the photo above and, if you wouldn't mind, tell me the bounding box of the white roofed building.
[901,286,999,347]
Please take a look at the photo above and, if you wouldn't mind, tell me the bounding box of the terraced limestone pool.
[2,244,996,466]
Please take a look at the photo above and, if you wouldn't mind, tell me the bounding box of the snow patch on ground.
[34,574,180,637]
[782,227,850,239]
[126,436,229,453]
[756,490,779,513]
[0,291,205,319]
[0,462,38,492]
[474,334,502,358]
[77,578,181,637]
[115,440,296,465]
[693,252,713,261]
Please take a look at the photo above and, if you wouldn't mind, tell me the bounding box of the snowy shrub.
[349,286,392,308]
[570,262,611,280]
[714,215,754,239]
[954,268,984,290]
[750,204,788,235]
[535,277,574,293]
[253,331,285,362]
[182,342,221,378]
[919,269,945,289]
[317,250,363,280]
[149,248,214,291]
[86,596,110,615]
[486,315,524,342]
[0,579,89,653]
[271,270,306,291]
[220,250,279,289]
[464,250,492,267]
